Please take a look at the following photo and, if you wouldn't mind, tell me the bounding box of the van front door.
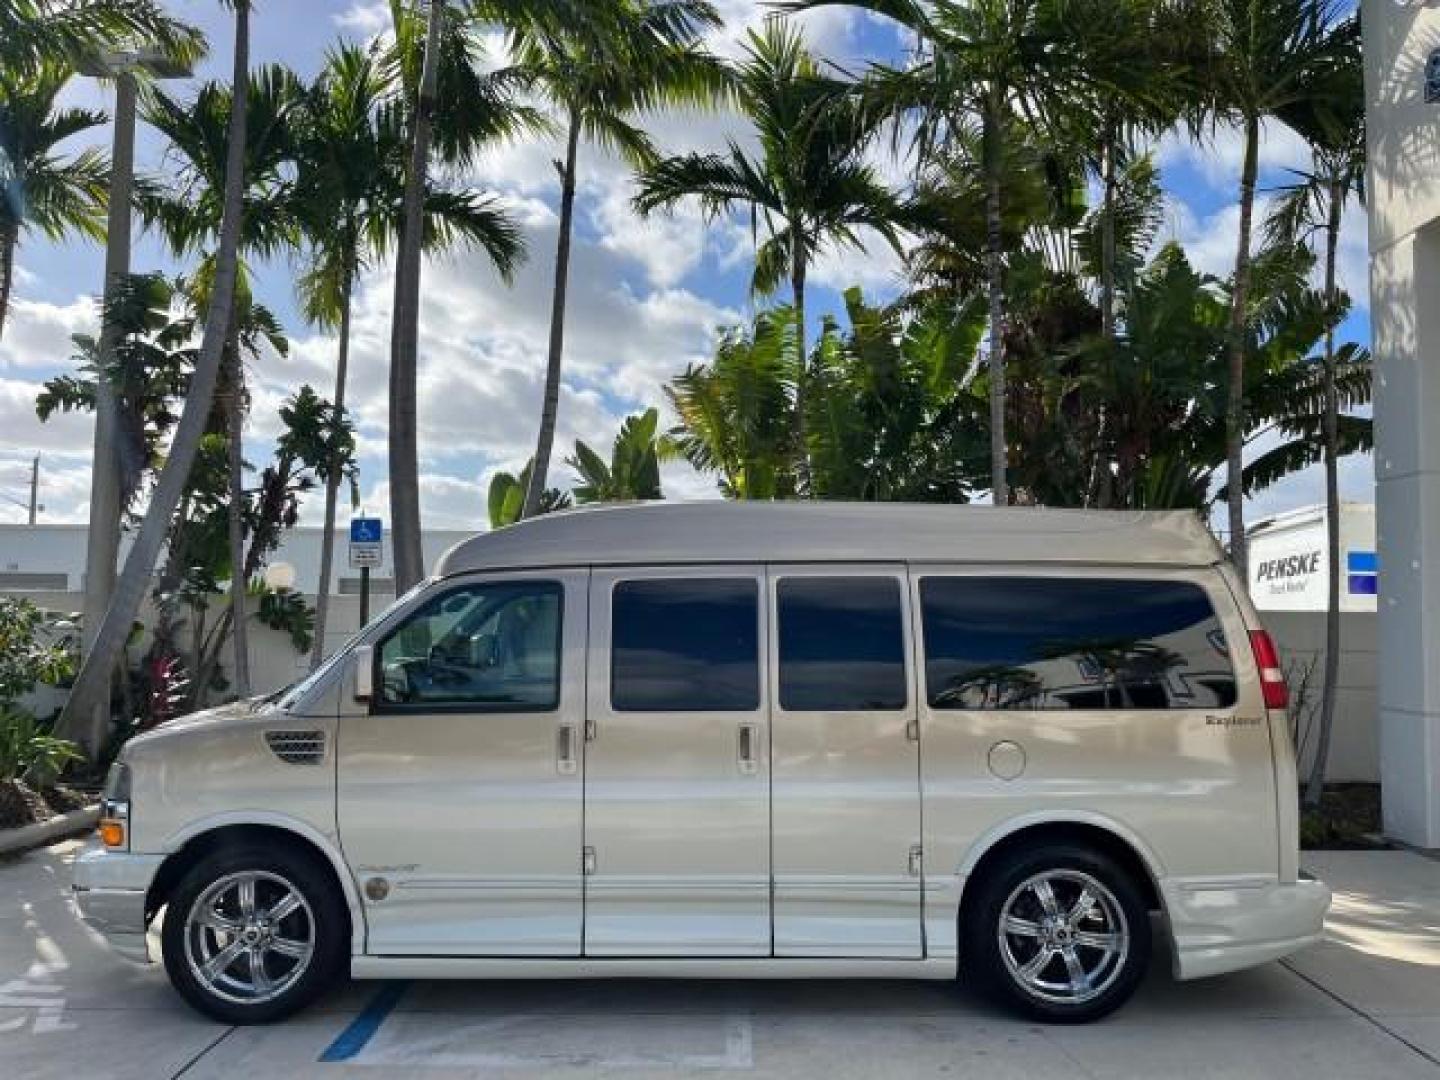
[337,570,588,956]
[767,565,923,957]
[584,568,771,955]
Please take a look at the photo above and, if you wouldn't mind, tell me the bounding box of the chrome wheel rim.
[997,869,1129,1005]
[183,870,315,1005]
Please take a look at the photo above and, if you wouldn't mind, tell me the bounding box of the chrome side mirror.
[354,644,374,703]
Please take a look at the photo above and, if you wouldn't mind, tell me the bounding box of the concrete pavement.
[2,842,1439,1078]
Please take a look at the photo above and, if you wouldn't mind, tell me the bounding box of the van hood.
[127,697,276,747]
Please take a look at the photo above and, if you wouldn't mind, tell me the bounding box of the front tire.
[962,843,1150,1023]
[161,844,346,1024]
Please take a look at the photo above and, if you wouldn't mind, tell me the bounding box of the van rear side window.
[919,577,1237,711]
[777,577,906,711]
[611,578,760,711]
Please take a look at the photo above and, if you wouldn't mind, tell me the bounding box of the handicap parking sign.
[349,518,383,569]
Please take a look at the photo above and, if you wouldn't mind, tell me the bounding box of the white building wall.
[1364,0,1440,844]
[0,523,472,595]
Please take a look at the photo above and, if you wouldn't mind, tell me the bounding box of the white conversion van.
[72,502,1329,1024]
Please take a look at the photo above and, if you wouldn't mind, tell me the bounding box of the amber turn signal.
[98,820,126,848]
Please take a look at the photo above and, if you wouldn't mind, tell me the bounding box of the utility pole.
[28,454,38,524]
[76,48,192,758]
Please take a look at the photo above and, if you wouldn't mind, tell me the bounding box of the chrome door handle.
[737,722,759,775]
[557,723,578,775]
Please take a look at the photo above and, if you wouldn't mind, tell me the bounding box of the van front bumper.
[71,841,165,964]
[1164,874,1331,980]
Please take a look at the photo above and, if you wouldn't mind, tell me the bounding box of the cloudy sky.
[0,0,1373,532]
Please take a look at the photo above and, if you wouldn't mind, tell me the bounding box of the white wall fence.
[1264,611,1379,784]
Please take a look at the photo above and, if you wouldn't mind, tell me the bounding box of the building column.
[1372,226,1440,846]
[1364,0,1440,847]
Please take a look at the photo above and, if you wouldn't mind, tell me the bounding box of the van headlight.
[98,761,130,850]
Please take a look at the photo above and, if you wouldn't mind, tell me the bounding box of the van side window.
[611,578,759,711]
[777,577,906,711]
[919,577,1237,710]
[376,581,562,710]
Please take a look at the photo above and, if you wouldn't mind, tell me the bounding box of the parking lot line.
[318,981,409,1062]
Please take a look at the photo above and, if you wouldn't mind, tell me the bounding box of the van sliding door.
[583,567,771,956]
[767,565,924,958]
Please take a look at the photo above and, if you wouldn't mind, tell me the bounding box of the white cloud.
[332,0,390,39]
[0,295,96,371]
[1155,190,1370,313]
[1241,451,1374,526]
[265,195,740,529]
[1153,120,1313,194]
[710,1,860,66]
[809,226,907,296]
[591,180,711,289]
[359,473,485,532]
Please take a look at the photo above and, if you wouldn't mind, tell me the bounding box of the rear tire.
[961,843,1150,1023]
[161,843,346,1024]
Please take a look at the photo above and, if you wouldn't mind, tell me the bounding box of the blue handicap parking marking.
[350,518,383,544]
[319,981,409,1063]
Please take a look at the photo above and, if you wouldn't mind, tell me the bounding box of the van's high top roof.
[433,502,1224,575]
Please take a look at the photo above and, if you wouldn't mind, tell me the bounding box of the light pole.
[76,47,190,757]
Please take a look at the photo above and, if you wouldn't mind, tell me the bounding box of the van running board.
[350,957,958,981]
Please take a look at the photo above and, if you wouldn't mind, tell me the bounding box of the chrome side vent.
[264,729,326,765]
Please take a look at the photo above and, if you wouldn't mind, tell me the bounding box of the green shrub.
[0,707,82,783]
[0,598,82,783]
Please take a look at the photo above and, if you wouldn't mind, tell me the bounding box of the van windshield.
[274,578,433,712]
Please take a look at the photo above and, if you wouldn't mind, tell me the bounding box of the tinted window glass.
[778,577,906,711]
[920,577,1236,710]
[378,581,561,710]
[612,578,759,711]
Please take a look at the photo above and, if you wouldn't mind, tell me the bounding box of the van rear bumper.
[1163,875,1331,981]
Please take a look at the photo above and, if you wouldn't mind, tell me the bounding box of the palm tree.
[1265,23,1365,807]
[0,0,204,75]
[388,0,445,595]
[487,459,571,527]
[386,0,535,591]
[509,0,728,520]
[805,288,988,503]
[1198,0,1356,575]
[567,408,676,503]
[36,272,195,511]
[139,63,304,697]
[293,40,525,667]
[1065,0,1194,342]
[56,0,251,761]
[791,0,1111,505]
[36,272,316,709]
[636,21,902,491]
[667,306,804,500]
[668,290,990,503]
[0,59,109,342]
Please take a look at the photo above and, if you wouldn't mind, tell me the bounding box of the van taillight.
[1249,629,1288,710]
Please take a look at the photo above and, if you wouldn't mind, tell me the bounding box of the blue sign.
[1346,551,1378,574]
[1347,550,1378,596]
[350,518,382,544]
